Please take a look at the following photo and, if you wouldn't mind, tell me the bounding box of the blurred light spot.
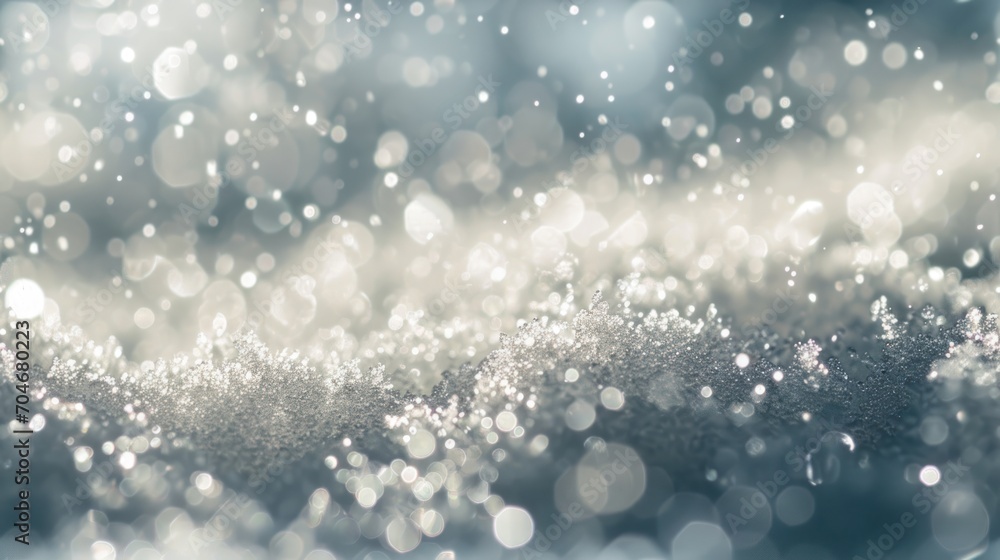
[565,399,596,431]
[920,465,941,486]
[494,507,533,548]
[845,40,868,65]
[932,492,989,551]
[775,486,815,526]
[5,279,45,319]
[672,522,732,559]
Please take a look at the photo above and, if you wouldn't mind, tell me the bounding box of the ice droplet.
[805,432,856,486]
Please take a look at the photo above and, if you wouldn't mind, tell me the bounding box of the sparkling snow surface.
[1,1,1000,559]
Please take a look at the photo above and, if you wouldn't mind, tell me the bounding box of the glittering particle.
[119,452,136,469]
[919,465,941,486]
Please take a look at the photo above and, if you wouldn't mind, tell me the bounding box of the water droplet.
[805,432,856,486]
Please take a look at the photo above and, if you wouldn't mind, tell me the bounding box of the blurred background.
[1,0,1000,558]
